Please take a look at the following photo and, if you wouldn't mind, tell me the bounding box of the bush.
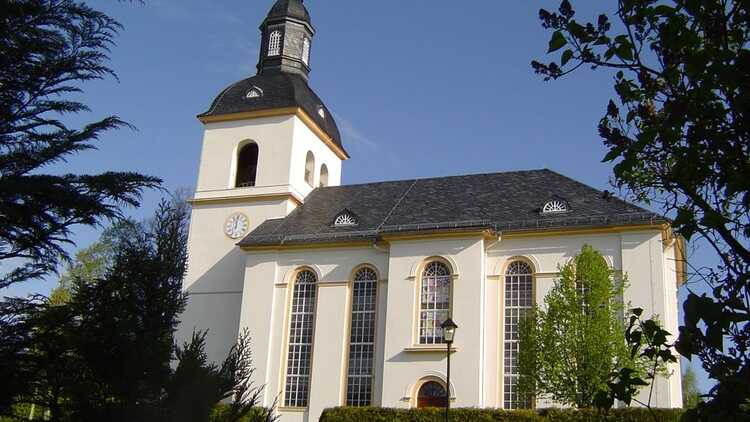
[318,407,692,422]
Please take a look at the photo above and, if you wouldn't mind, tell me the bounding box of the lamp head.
[441,318,458,343]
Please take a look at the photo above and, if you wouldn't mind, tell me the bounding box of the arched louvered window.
[503,261,534,409]
[302,37,311,65]
[419,261,451,344]
[284,269,318,408]
[319,164,329,188]
[235,143,259,188]
[345,267,378,406]
[268,30,282,56]
[304,151,315,186]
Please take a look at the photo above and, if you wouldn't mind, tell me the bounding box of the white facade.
[178,108,684,422]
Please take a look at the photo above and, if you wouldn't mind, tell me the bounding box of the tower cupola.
[258,0,315,80]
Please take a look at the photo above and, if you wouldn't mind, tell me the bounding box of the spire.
[257,0,315,81]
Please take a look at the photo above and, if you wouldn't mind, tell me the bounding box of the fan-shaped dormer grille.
[542,199,569,214]
[334,212,358,227]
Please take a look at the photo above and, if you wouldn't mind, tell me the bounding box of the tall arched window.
[319,164,329,188]
[284,269,318,408]
[345,267,378,406]
[417,381,448,408]
[419,261,451,344]
[268,30,282,56]
[304,151,315,186]
[235,143,259,188]
[302,37,311,66]
[503,261,534,409]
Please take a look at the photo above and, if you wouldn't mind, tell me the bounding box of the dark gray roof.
[266,0,310,23]
[198,73,344,153]
[239,169,667,247]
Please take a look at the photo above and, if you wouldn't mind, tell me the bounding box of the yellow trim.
[277,407,306,413]
[198,107,350,160]
[189,193,302,206]
[502,223,668,239]
[241,241,374,252]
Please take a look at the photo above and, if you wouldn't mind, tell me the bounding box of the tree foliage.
[0,0,160,290]
[532,1,750,419]
[0,197,275,421]
[682,366,703,409]
[518,245,636,408]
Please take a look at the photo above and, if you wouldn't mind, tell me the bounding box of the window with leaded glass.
[503,261,533,409]
[284,269,317,408]
[419,261,451,345]
[345,267,377,406]
[268,30,282,56]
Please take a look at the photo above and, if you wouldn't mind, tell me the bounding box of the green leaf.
[548,31,567,53]
[561,49,574,66]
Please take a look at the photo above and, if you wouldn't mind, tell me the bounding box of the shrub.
[318,407,691,422]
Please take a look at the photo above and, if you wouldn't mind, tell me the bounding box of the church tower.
[179,0,348,364]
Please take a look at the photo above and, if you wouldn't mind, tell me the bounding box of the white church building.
[178,1,685,420]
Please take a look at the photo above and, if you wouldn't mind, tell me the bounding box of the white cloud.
[333,112,378,150]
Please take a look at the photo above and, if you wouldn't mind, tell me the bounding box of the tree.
[0,0,160,290]
[683,366,703,409]
[66,197,189,421]
[518,245,636,408]
[48,224,123,305]
[532,1,750,418]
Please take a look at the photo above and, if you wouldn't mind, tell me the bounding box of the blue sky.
[2,0,717,395]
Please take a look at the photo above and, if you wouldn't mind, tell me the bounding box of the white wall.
[240,246,389,422]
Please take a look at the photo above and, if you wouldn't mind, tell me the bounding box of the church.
[178,1,684,420]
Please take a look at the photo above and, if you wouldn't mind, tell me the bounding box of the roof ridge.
[375,179,419,232]
[318,169,549,190]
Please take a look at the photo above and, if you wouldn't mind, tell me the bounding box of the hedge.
[318,407,694,422]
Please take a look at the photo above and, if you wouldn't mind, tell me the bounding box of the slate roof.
[239,169,667,247]
[198,73,344,153]
[266,0,310,24]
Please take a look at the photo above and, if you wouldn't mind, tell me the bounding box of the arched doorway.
[417,381,448,408]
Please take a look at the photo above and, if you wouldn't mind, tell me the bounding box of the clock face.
[224,213,249,239]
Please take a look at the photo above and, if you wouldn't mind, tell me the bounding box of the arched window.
[345,267,378,406]
[419,261,451,345]
[302,37,311,66]
[268,30,282,56]
[319,164,329,188]
[503,261,534,409]
[304,151,315,186]
[417,381,448,408]
[235,143,259,188]
[284,269,318,408]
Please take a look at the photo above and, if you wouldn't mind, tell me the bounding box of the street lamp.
[441,318,458,422]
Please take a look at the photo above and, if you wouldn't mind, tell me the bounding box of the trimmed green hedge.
[319,407,693,422]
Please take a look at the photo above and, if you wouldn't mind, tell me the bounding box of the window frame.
[500,259,535,410]
[304,151,315,187]
[234,141,259,188]
[268,30,282,56]
[342,265,379,407]
[416,260,453,345]
[281,268,319,409]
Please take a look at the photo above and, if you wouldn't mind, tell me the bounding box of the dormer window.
[268,30,282,56]
[333,211,358,227]
[246,86,263,99]
[317,106,325,119]
[541,199,570,214]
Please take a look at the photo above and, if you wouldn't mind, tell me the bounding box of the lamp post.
[441,318,458,422]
